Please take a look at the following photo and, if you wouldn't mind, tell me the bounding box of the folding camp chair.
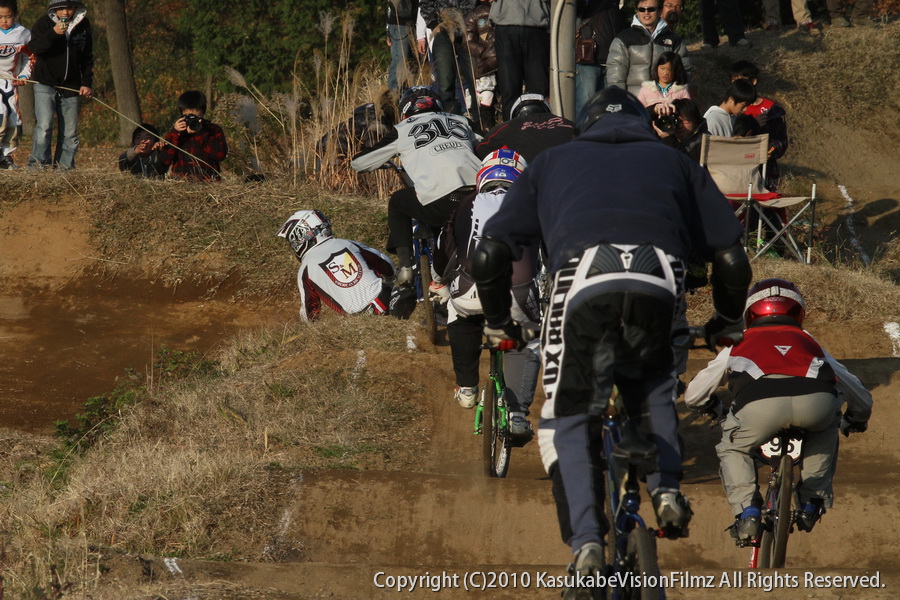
[699,133,817,263]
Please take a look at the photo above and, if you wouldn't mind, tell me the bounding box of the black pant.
[494,25,551,121]
[386,187,460,265]
[700,0,747,46]
[431,28,475,116]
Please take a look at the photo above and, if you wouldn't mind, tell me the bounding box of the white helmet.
[277,209,333,261]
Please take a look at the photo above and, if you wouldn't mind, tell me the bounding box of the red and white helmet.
[476,148,528,192]
[744,278,806,327]
[277,209,333,262]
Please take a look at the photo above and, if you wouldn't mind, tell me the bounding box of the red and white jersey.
[686,325,872,418]
[297,238,394,321]
[0,24,33,127]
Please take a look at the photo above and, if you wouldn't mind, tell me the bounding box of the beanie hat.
[48,0,85,11]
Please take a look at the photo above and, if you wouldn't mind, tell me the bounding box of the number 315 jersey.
[297,238,395,321]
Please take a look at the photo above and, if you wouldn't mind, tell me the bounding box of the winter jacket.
[606,18,690,97]
[475,112,575,163]
[351,111,481,205]
[161,121,228,181]
[482,113,742,274]
[29,6,93,97]
[387,0,419,26]
[465,2,496,77]
[637,81,691,110]
[489,0,550,27]
[118,149,167,178]
[576,0,627,66]
[420,0,478,30]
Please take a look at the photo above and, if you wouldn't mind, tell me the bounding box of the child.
[118,123,166,178]
[637,51,690,115]
[0,0,32,168]
[703,78,756,137]
[731,60,788,190]
[161,90,228,181]
[686,279,872,545]
[432,149,540,444]
[277,210,395,321]
[27,0,93,170]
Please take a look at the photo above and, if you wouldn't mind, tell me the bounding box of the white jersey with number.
[0,24,33,127]
[297,238,395,321]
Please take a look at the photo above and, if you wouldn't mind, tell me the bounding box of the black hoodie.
[29,5,93,97]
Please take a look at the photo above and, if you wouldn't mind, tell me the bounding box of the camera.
[184,114,203,131]
[654,114,677,134]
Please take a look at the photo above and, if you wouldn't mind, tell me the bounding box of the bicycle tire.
[419,253,436,344]
[492,388,510,478]
[758,527,774,568]
[604,468,619,568]
[622,527,663,600]
[771,453,793,568]
[482,384,495,478]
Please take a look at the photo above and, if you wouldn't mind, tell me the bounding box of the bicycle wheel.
[419,253,436,344]
[757,525,774,568]
[491,388,510,478]
[481,384,495,478]
[622,527,663,600]
[771,453,793,568]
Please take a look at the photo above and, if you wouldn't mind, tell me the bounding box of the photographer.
[655,98,707,163]
[118,123,166,178]
[161,90,228,181]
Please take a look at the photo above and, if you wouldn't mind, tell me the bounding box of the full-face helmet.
[576,87,650,134]
[744,278,806,327]
[476,148,528,192]
[399,86,443,120]
[509,93,551,119]
[277,209,333,262]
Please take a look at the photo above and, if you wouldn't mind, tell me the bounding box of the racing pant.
[537,244,685,550]
[717,389,842,515]
[386,186,470,269]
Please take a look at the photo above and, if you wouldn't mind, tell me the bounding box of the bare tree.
[104,0,142,146]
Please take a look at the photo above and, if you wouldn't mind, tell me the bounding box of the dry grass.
[0,311,425,596]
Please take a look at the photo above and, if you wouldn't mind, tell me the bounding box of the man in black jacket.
[420,0,477,116]
[27,0,93,170]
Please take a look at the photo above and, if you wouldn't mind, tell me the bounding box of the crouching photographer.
[654,98,708,163]
[162,90,228,181]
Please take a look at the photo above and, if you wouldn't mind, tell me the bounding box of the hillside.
[1,22,899,600]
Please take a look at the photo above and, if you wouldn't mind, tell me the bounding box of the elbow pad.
[471,237,514,328]
[710,243,752,321]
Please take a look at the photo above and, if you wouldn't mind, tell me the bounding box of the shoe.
[856,17,881,28]
[701,42,717,50]
[563,542,606,600]
[508,411,534,446]
[796,500,825,532]
[394,266,414,287]
[454,386,478,409]
[831,15,851,27]
[799,21,820,34]
[730,506,762,546]
[764,21,780,31]
[651,488,692,538]
[734,38,751,47]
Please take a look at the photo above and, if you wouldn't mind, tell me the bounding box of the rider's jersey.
[686,324,872,417]
[297,238,394,321]
[350,111,481,205]
[0,24,33,128]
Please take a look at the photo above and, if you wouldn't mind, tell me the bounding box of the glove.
[840,414,868,437]
[696,394,725,423]
[389,285,417,320]
[428,280,450,305]
[484,317,535,350]
[703,313,744,349]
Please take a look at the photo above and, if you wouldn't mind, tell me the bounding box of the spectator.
[464,0,498,132]
[475,94,575,163]
[826,0,880,27]
[761,0,817,32]
[27,0,93,170]
[606,0,691,97]
[699,0,750,48]
[574,0,627,115]
[277,210,395,321]
[637,51,691,115]
[118,124,166,178]
[0,0,32,169]
[387,0,419,93]
[420,0,478,116]
[660,0,684,28]
[161,90,228,181]
[659,98,708,162]
[489,0,550,121]
[703,78,756,137]
[731,60,787,190]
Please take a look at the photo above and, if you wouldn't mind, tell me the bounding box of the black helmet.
[399,86,443,119]
[576,88,650,134]
[509,93,551,119]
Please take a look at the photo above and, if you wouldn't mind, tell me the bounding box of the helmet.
[476,148,528,192]
[509,93,551,119]
[277,209,333,261]
[575,87,650,134]
[744,278,806,327]
[399,86,443,119]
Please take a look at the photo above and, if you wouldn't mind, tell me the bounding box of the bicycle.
[748,427,804,569]
[474,339,514,478]
[601,388,666,600]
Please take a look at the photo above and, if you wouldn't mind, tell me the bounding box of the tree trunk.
[18,83,35,139]
[104,0,142,146]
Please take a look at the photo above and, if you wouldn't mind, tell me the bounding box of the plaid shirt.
[162,122,228,181]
